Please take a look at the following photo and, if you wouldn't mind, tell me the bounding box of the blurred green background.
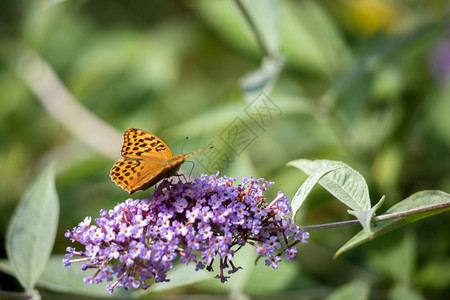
[0,0,449,298]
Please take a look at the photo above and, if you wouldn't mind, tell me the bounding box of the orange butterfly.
[110,128,209,194]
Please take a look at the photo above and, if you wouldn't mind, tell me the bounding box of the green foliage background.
[0,0,449,298]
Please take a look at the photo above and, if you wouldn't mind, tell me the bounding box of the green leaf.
[417,258,450,290]
[193,244,259,294]
[288,164,344,219]
[244,257,311,294]
[288,159,371,211]
[347,196,385,238]
[322,19,447,110]
[5,166,59,291]
[239,55,284,102]
[0,259,14,275]
[324,279,370,300]
[389,283,425,300]
[236,0,283,101]
[225,244,258,294]
[335,190,450,258]
[279,0,351,77]
[289,159,376,236]
[41,257,130,297]
[0,257,130,297]
[238,0,280,55]
[43,0,70,8]
[140,264,212,294]
[195,0,262,56]
[367,233,415,284]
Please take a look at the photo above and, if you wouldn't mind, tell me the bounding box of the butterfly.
[110,128,210,194]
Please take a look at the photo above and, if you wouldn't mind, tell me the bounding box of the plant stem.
[376,201,450,220]
[300,201,450,231]
[234,0,271,56]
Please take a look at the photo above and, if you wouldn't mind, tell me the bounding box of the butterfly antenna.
[180,137,188,154]
[184,144,213,180]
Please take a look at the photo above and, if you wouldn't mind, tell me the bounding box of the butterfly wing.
[111,128,184,193]
[110,158,145,193]
[110,127,211,193]
[121,128,173,160]
[110,155,186,194]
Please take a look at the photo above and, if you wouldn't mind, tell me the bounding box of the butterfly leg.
[183,160,196,180]
[175,173,188,183]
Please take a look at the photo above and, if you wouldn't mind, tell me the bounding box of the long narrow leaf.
[0,257,130,298]
[238,0,280,55]
[240,56,284,102]
[5,166,59,290]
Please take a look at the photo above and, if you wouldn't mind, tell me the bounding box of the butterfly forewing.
[121,128,173,160]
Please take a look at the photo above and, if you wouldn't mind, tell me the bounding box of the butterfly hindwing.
[134,155,187,193]
[110,158,137,193]
[110,157,164,193]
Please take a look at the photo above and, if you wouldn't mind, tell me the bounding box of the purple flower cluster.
[64,174,309,294]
